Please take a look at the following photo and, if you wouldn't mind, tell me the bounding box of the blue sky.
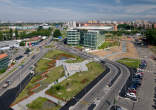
[0,0,156,22]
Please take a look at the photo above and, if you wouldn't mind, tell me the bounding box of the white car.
[126,92,137,100]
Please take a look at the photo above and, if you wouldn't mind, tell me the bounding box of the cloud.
[0,0,156,21]
[115,0,121,4]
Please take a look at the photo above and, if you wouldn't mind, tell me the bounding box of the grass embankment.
[98,41,120,49]
[27,97,61,110]
[0,68,7,74]
[65,57,84,63]
[46,62,105,101]
[13,49,84,104]
[14,66,64,104]
[117,58,141,68]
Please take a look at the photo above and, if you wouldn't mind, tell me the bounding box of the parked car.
[128,89,137,94]
[136,72,144,75]
[88,103,96,110]
[126,92,137,100]
[110,105,123,110]
[132,78,142,82]
[133,75,143,80]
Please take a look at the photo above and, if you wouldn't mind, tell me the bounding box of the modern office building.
[0,54,10,70]
[67,29,105,49]
[67,30,80,45]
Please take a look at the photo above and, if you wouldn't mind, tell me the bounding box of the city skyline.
[0,0,156,22]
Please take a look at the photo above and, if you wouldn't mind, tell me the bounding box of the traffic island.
[45,62,105,101]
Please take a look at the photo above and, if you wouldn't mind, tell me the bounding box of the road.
[0,37,53,96]
[0,40,131,110]
[55,42,131,110]
[0,48,49,96]
[71,63,120,110]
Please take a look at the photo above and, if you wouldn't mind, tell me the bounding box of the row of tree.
[0,27,53,41]
[145,29,156,45]
[100,30,139,36]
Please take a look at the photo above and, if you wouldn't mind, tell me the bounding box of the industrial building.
[0,54,10,71]
[67,29,105,49]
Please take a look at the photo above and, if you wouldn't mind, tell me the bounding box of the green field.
[13,49,85,105]
[65,57,84,63]
[98,41,120,49]
[13,66,65,104]
[27,97,61,110]
[117,58,141,68]
[46,62,105,101]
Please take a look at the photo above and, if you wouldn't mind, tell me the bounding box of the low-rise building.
[0,54,10,70]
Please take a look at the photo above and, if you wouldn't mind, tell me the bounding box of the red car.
[128,88,136,94]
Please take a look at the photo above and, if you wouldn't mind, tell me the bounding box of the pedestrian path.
[12,60,91,110]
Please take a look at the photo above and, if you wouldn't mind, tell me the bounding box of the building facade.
[67,29,105,49]
[0,54,10,70]
[67,30,80,45]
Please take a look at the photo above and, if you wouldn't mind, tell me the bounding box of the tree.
[0,32,3,41]
[9,29,13,40]
[20,41,25,46]
[53,29,61,38]
[15,29,19,39]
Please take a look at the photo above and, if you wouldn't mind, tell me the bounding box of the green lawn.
[98,41,120,49]
[13,66,65,104]
[117,58,141,68]
[46,62,105,101]
[27,97,61,110]
[0,68,7,74]
[35,49,82,73]
[65,57,84,63]
[13,49,84,105]
[35,50,65,73]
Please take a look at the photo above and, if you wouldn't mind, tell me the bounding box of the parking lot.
[117,46,156,110]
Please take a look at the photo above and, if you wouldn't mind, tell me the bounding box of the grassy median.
[27,97,61,110]
[117,58,141,68]
[13,49,84,105]
[46,62,105,101]
[98,41,120,49]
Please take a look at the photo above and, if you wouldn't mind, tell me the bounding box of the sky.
[0,0,156,22]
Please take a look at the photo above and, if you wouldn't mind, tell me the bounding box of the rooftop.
[0,54,8,59]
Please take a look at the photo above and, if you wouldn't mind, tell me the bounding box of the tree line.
[145,29,156,45]
[0,27,53,41]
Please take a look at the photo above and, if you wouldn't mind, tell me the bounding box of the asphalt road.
[0,48,49,96]
[71,63,120,110]
[95,61,130,110]
[55,42,131,110]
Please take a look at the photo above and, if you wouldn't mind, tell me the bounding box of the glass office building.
[67,29,105,49]
[0,54,10,70]
[67,30,80,45]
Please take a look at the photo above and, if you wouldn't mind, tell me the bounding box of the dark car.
[110,105,123,110]
[133,75,143,80]
[88,104,96,110]
[132,78,142,82]
[15,55,23,60]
